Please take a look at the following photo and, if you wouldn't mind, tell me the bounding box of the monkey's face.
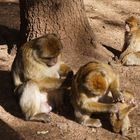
[41,56,59,67]
[110,113,123,133]
[35,34,63,66]
[125,16,138,32]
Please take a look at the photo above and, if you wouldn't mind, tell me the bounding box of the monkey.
[110,90,137,136]
[11,33,73,122]
[119,16,140,65]
[71,60,124,128]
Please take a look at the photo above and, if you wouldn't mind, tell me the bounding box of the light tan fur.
[71,60,124,127]
[120,16,140,65]
[11,33,73,122]
[110,90,137,136]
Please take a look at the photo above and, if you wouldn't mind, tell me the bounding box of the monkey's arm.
[80,96,118,113]
[59,63,73,88]
[81,100,118,113]
[35,77,64,90]
[110,76,124,103]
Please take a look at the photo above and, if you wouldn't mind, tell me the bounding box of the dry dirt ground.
[0,0,140,140]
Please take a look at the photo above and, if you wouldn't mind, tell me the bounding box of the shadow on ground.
[0,119,24,140]
[0,71,23,118]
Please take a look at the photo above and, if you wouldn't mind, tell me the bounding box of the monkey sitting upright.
[71,60,124,127]
[11,33,73,122]
[119,16,140,65]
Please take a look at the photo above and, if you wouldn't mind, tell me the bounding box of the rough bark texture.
[19,0,110,69]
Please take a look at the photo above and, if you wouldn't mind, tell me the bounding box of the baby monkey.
[119,16,140,65]
[71,60,124,127]
[11,33,73,122]
[110,90,137,136]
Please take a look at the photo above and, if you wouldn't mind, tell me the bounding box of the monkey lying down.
[11,33,73,123]
[71,60,137,135]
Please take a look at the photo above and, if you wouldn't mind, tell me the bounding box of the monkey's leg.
[118,103,136,120]
[110,76,124,102]
[30,113,50,123]
[19,81,51,123]
[36,77,64,90]
[48,89,64,113]
[122,52,140,66]
[74,108,102,128]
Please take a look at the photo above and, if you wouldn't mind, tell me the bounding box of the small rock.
[36,130,49,135]
[91,128,96,133]
[56,122,68,131]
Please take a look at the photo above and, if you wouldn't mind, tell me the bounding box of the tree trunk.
[19,0,110,69]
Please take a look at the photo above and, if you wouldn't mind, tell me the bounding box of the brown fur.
[71,60,124,127]
[11,33,73,122]
[119,16,140,65]
[110,90,137,136]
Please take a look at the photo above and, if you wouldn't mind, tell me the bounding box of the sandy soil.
[0,0,140,140]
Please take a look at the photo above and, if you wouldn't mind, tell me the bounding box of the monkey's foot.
[81,118,102,128]
[30,113,51,123]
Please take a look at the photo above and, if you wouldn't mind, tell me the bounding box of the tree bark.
[19,0,109,69]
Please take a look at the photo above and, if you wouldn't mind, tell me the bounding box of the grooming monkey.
[119,16,140,65]
[110,90,137,136]
[71,60,124,127]
[11,33,73,122]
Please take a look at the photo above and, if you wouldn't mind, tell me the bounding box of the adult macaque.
[11,33,73,122]
[71,60,124,127]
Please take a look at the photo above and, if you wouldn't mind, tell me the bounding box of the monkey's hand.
[61,70,74,88]
[59,63,73,78]
[129,100,138,109]
[113,92,125,103]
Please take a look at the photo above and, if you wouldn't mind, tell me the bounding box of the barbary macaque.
[110,90,137,136]
[71,60,124,127]
[120,16,140,65]
[11,33,73,122]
